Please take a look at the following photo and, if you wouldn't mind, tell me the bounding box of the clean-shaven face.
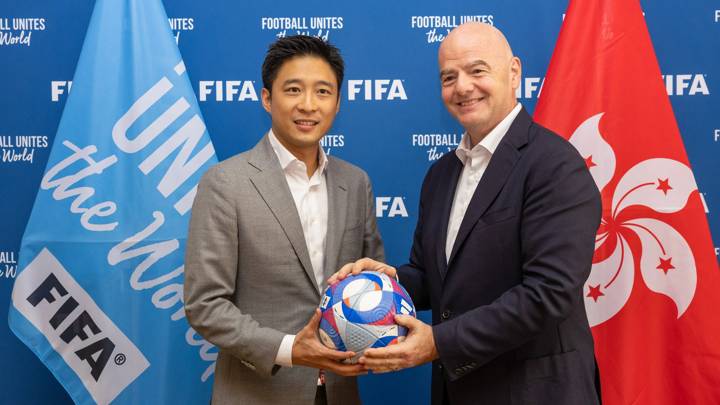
[438,23,521,142]
[262,55,340,156]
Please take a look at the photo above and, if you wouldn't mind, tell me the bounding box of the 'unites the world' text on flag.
[8,0,218,403]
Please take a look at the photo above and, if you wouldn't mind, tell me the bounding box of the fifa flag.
[535,0,720,403]
[8,0,218,403]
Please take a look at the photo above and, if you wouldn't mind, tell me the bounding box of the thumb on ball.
[309,308,322,328]
[394,314,415,327]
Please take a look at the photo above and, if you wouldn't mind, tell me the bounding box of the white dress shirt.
[268,129,329,367]
[445,103,523,262]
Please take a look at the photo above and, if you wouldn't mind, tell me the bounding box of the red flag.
[534,0,720,403]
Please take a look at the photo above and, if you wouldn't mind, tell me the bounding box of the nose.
[298,92,317,113]
[454,72,473,96]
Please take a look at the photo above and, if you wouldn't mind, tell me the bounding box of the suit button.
[437,363,443,370]
[441,310,451,320]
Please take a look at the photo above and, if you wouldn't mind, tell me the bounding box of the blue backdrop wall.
[1,0,718,403]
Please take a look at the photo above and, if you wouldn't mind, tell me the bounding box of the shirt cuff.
[275,334,295,367]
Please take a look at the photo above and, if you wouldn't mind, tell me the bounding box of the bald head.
[440,22,514,63]
[438,22,521,143]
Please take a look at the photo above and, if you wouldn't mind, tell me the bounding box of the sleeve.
[274,334,296,367]
[184,166,286,377]
[397,166,435,311]
[361,171,386,263]
[433,143,602,380]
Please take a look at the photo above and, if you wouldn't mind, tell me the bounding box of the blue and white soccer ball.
[318,271,416,363]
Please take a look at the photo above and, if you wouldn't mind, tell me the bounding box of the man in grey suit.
[184,36,384,405]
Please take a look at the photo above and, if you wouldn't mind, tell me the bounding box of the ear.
[509,56,522,92]
[261,88,272,113]
[335,91,341,114]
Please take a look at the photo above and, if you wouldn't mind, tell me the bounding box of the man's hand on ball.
[291,309,367,376]
[358,315,438,373]
[327,257,397,285]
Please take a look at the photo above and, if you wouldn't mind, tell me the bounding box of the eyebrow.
[465,60,491,70]
[282,78,336,88]
[439,59,492,78]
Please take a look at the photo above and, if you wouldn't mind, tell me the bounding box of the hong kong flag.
[534,0,720,403]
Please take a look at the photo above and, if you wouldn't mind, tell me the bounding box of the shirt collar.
[455,103,523,164]
[268,129,328,175]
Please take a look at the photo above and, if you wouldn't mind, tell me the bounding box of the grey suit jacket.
[184,135,384,405]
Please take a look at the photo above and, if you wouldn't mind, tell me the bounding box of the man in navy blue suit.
[330,22,602,404]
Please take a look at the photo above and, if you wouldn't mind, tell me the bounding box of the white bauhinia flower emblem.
[569,113,698,327]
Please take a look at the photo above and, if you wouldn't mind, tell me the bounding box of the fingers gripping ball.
[318,271,416,363]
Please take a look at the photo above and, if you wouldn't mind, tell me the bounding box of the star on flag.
[656,257,675,274]
[587,284,604,302]
[657,178,672,195]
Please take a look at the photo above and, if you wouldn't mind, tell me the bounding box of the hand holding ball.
[318,271,416,363]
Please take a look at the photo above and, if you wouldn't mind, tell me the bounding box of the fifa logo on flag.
[11,0,219,403]
[12,249,149,404]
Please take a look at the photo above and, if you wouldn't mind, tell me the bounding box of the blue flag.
[8,0,218,403]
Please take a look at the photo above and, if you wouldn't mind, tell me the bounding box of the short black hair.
[261,35,344,96]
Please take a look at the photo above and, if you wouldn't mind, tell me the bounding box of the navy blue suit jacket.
[398,108,602,405]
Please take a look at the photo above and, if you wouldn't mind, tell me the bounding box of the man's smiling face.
[262,55,340,156]
[438,23,521,142]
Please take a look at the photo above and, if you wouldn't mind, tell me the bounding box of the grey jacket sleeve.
[184,166,285,378]
[361,172,385,263]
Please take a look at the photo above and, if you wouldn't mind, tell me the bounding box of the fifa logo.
[12,249,149,404]
[347,80,408,101]
[376,197,409,218]
[51,81,73,102]
[26,272,120,381]
[198,80,259,102]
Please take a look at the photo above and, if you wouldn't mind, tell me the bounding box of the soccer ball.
[318,271,416,363]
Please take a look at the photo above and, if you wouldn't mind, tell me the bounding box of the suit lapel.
[447,108,532,267]
[323,161,348,289]
[247,136,319,295]
[435,158,463,279]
